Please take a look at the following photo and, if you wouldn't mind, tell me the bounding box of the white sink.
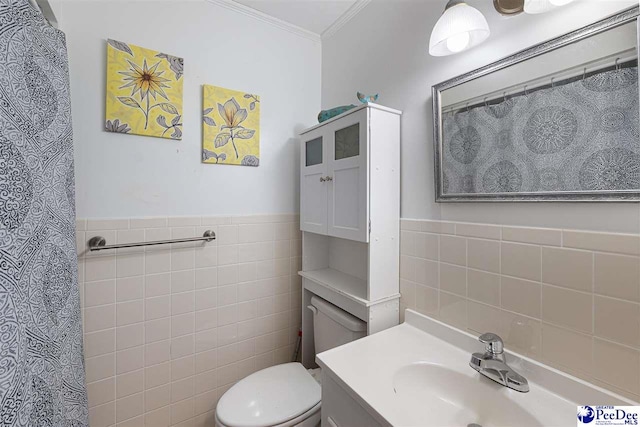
[316,310,637,427]
[392,362,541,426]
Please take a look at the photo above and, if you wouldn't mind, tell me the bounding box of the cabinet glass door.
[327,109,369,242]
[305,137,323,166]
[301,134,328,235]
[335,123,360,160]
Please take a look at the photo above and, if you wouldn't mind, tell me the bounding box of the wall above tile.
[61,0,321,218]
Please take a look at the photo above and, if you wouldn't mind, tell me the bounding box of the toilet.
[215,296,367,427]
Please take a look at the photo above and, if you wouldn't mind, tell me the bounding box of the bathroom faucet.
[469,333,529,393]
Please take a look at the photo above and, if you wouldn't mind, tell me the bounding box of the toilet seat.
[215,402,321,427]
[215,363,321,427]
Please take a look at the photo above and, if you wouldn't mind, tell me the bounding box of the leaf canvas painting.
[105,39,184,139]
[202,84,260,166]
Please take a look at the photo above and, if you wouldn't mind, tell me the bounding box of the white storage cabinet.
[299,103,402,367]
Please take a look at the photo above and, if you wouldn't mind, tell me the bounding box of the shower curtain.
[0,0,88,425]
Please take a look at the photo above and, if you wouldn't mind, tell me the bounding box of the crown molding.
[207,0,321,43]
[322,0,371,39]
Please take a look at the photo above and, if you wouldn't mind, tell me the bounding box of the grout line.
[592,252,596,337]
[465,239,469,303]
[498,238,502,308]
[592,333,640,353]
[141,243,147,419]
[539,245,543,346]
[112,246,118,424]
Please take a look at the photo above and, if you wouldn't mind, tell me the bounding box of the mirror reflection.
[436,15,639,200]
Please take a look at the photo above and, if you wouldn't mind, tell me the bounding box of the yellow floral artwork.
[202,84,260,166]
[105,39,184,140]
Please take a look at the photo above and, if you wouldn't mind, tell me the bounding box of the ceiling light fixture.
[493,0,524,15]
[549,0,575,5]
[523,0,575,14]
[429,0,490,57]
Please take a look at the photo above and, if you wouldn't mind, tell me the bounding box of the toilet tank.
[309,296,366,354]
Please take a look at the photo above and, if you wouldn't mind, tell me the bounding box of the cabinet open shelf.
[299,266,401,325]
[299,268,367,304]
[299,268,400,307]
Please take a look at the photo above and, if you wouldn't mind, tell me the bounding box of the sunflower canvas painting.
[105,39,184,140]
[202,84,260,166]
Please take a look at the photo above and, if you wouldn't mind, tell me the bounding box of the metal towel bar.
[88,230,216,251]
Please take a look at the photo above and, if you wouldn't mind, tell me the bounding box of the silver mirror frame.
[432,6,640,202]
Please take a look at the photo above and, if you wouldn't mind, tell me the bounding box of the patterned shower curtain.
[442,66,640,195]
[0,0,88,425]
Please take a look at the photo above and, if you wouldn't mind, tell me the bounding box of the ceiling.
[233,0,361,36]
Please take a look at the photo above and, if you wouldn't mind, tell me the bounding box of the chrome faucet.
[469,333,529,393]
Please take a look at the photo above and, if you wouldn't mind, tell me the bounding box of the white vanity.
[317,310,638,427]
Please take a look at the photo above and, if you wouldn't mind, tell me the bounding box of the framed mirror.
[433,7,640,202]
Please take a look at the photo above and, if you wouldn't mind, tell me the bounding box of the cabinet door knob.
[320,177,326,182]
[326,176,333,182]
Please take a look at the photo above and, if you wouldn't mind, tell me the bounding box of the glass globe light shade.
[429,0,490,57]
[446,31,471,53]
[523,0,556,14]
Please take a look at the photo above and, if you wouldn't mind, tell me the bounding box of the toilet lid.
[216,362,321,427]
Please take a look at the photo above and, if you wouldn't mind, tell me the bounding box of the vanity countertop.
[316,310,636,427]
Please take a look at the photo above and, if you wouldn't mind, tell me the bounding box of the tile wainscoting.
[400,219,640,402]
[76,215,302,427]
[77,213,640,425]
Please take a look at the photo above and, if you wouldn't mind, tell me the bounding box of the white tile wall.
[78,215,302,427]
[401,219,640,402]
